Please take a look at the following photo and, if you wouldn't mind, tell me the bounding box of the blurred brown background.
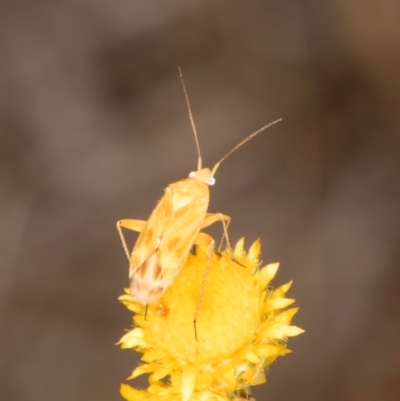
[1,1,400,401]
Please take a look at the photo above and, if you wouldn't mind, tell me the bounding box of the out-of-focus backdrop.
[1,1,399,400]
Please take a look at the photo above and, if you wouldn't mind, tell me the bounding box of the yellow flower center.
[144,246,261,364]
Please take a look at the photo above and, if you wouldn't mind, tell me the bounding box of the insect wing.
[127,187,174,303]
[129,178,209,303]
[157,180,209,287]
[128,187,174,275]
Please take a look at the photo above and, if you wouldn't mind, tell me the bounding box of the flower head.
[119,239,304,401]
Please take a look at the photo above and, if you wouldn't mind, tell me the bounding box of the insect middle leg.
[192,231,215,341]
[116,219,147,260]
[202,213,232,256]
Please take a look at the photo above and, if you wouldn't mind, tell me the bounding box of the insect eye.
[189,172,195,178]
[207,177,216,186]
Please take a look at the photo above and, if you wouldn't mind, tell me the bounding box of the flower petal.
[120,384,149,401]
[181,366,198,401]
[141,349,167,363]
[274,307,299,324]
[285,326,305,336]
[260,323,304,339]
[263,297,295,313]
[254,344,290,357]
[256,263,279,289]
[128,363,157,379]
[270,281,292,298]
[248,239,261,264]
[245,350,260,363]
[240,365,266,386]
[119,294,144,314]
[234,238,245,260]
[118,328,146,348]
[219,363,237,389]
[151,363,176,381]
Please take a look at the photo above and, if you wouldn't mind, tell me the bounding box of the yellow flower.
[118,239,304,401]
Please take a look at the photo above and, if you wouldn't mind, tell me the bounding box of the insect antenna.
[178,66,202,171]
[210,118,282,176]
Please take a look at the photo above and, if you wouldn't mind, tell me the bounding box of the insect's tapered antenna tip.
[211,118,282,176]
[178,66,202,170]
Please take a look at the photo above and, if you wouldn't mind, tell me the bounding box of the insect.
[117,67,281,337]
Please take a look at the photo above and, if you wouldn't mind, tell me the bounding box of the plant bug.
[117,67,281,338]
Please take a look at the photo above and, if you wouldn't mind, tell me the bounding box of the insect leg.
[116,219,147,261]
[201,214,245,268]
[217,216,231,252]
[201,213,232,257]
[193,231,215,341]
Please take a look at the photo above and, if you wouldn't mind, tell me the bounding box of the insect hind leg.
[201,213,245,268]
[217,217,231,253]
[201,213,232,257]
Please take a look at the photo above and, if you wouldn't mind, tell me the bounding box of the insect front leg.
[192,231,215,341]
[116,219,147,261]
[201,213,232,256]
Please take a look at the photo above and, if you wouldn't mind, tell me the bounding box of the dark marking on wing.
[151,258,163,281]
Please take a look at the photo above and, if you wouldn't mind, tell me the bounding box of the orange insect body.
[117,68,281,310]
[129,169,211,304]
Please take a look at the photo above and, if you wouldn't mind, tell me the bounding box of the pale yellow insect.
[117,68,281,334]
